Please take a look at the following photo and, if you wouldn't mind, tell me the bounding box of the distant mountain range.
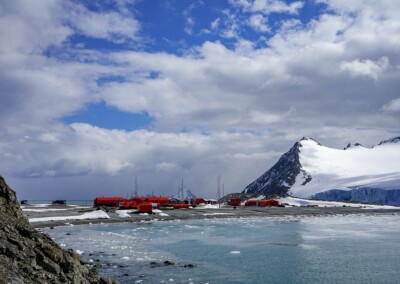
[243,137,400,205]
[170,187,197,201]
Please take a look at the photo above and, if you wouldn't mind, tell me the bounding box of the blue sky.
[1,0,400,199]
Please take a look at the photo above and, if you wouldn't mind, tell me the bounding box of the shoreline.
[23,204,400,229]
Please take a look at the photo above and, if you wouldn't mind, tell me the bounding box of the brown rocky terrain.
[0,176,119,284]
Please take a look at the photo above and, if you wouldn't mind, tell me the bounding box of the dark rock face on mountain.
[0,176,118,284]
[242,138,312,197]
[344,142,363,150]
[377,137,400,146]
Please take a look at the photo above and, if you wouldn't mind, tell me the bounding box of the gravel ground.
[22,203,400,229]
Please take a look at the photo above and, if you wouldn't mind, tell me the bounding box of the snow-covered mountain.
[243,137,400,205]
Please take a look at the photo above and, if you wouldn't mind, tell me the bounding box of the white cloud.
[219,9,241,38]
[230,0,304,15]
[0,0,141,130]
[68,6,140,42]
[0,0,72,54]
[183,1,204,35]
[249,14,270,32]
[1,123,284,197]
[249,110,290,124]
[340,57,389,80]
[382,98,400,113]
[211,18,220,30]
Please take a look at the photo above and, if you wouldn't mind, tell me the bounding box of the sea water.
[45,214,400,283]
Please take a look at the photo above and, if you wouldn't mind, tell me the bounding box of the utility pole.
[222,183,225,198]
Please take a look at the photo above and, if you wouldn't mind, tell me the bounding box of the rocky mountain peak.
[299,137,322,146]
[242,139,312,196]
[344,142,363,150]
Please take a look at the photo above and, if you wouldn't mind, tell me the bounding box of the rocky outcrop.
[377,136,400,146]
[0,176,119,284]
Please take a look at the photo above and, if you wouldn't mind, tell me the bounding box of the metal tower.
[217,175,221,200]
[134,177,139,197]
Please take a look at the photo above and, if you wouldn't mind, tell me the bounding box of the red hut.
[94,197,125,207]
[119,200,138,209]
[270,200,280,207]
[173,203,190,209]
[137,202,153,213]
[228,198,241,206]
[258,200,271,207]
[245,200,258,206]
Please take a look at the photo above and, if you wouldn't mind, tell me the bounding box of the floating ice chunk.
[230,251,241,254]
[159,213,169,216]
[122,256,130,260]
[299,244,317,250]
[203,213,233,216]
[75,250,84,255]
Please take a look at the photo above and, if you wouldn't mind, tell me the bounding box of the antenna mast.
[134,177,139,197]
[178,178,184,200]
[217,175,221,200]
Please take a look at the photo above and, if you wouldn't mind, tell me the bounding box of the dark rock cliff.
[242,138,312,197]
[0,176,118,284]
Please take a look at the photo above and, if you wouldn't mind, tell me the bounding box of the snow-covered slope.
[243,137,400,205]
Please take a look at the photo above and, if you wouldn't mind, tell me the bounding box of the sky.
[1,0,399,200]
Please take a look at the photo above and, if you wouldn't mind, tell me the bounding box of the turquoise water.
[46,215,400,283]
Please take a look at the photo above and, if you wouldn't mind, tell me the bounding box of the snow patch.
[196,204,220,209]
[29,210,110,223]
[277,196,398,209]
[116,209,136,218]
[22,208,69,212]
